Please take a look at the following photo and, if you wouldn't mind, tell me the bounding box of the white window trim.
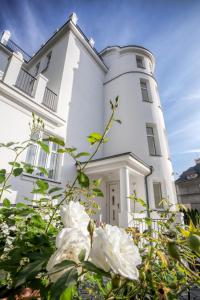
[25,131,62,182]
[146,123,161,156]
[136,55,145,69]
[140,79,152,103]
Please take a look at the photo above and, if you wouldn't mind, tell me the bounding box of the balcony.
[1,52,58,113]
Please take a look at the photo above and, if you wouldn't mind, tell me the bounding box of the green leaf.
[167,241,180,261]
[77,171,90,188]
[0,169,6,183]
[82,261,110,277]
[37,166,48,176]
[48,260,76,275]
[93,178,102,187]
[37,141,49,153]
[75,152,90,158]
[60,286,75,300]
[78,249,86,262]
[9,162,20,167]
[48,187,63,194]
[57,147,77,154]
[188,233,200,254]
[92,188,104,197]
[15,258,47,287]
[87,132,102,145]
[50,268,78,298]
[13,168,23,177]
[44,136,65,147]
[36,179,49,191]
[23,163,34,174]
[3,198,11,208]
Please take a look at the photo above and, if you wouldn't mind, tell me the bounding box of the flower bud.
[112,274,123,289]
[87,219,95,238]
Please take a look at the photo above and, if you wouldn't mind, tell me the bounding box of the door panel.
[108,182,120,225]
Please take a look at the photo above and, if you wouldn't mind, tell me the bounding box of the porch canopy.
[81,152,151,227]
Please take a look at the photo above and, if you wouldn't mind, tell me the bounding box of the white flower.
[90,225,141,280]
[60,201,90,230]
[47,228,90,282]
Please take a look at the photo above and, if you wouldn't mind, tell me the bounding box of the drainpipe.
[145,166,153,218]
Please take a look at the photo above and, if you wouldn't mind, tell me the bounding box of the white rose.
[90,224,141,280]
[47,228,90,282]
[60,201,90,230]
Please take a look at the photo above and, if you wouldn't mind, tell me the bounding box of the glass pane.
[147,136,156,155]
[48,152,58,179]
[140,81,147,88]
[52,142,58,152]
[146,126,154,136]
[26,144,37,165]
[153,183,163,208]
[137,58,143,68]
[142,88,149,101]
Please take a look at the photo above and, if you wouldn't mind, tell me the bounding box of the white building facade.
[0,13,176,227]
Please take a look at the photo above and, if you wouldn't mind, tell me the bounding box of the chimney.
[195,158,200,165]
[89,38,95,48]
[69,13,78,25]
[1,30,11,45]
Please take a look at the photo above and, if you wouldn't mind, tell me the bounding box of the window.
[33,62,40,76]
[153,182,163,209]
[26,132,59,180]
[146,125,158,156]
[140,79,152,102]
[42,52,52,72]
[136,56,145,68]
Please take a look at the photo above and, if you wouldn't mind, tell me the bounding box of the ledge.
[21,172,62,184]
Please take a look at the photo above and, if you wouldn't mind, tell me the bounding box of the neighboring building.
[0,13,176,227]
[176,158,200,211]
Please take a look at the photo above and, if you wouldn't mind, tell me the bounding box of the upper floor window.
[33,62,40,76]
[153,182,163,209]
[42,52,52,72]
[140,79,152,102]
[26,131,60,181]
[146,125,160,156]
[136,55,145,68]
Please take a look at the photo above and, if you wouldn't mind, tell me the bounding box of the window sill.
[22,172,61,184]
[137,66,146,69]
[149,154,162,157]
[143,100,153,103]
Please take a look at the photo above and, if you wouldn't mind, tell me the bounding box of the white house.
[0,13,177,227]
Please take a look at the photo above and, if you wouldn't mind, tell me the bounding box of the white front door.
[108,182,120,225]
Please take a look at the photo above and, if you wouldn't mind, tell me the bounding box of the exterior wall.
[0,96,66,204]
[101,48,176,208]
[176,180,200,210]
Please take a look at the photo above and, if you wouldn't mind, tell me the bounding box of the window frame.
[25,131,60,181]
[136,55,145,69]
[146,124,161,156]
[153,182,164,209]
[140,79,152,103]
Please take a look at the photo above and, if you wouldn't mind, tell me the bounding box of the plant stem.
[45,105,116,233]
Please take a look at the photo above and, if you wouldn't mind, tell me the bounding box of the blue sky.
[0,0,200,176]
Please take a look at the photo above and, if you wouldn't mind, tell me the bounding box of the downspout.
[145,166,153,218]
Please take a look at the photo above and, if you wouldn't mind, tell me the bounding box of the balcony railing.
[15,68,36,96]
[42,87,58,112]
[5,39,31,62]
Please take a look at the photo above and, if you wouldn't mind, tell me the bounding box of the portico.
[82,152,151,227]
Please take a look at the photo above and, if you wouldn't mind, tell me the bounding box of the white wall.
[101,47,176,206]
[0,49,9,72]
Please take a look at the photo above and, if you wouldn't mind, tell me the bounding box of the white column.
[3,52,24,86]
[1,30,11,45]
[32,74,48,104]
[119,167,131,227]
